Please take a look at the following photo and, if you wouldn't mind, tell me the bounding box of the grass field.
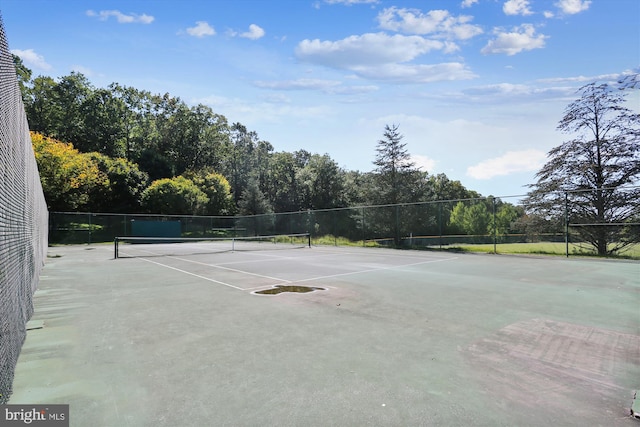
[311,235,640,260]
[442,241,640,259]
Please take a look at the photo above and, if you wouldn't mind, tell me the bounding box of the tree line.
[15,56,486,217]
[15,55,639,255]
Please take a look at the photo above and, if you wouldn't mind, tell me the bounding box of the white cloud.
[239,24,265,40]
[377,7,483,40]
[295,30,478,83]
[194,94,333,123]
[296,33,447,68]
[86,9,154,24]
[543,10,555,18]
[324,0,379,4]
[555,0,591,14]
[503,0,533,16]
[254,78,378,94]
[481,24,548,56]
[411,154,437,172]
[352,62,476,83]
[466,150,547,179]
[536,72,626,84]
[462,82,574,102]
[260,93,291,104]
[70,65,94,76]
[255,78,341,90]
[186,21,216,38]
[10,49,52,70]
[461,0,479,8]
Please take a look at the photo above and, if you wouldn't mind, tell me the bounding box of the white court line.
[285,256,458,285]
[170,253,457,289]
[211,246,452,267]
[118,246,296,289]
[240,256,458,290]
[169,256,286,282]
[119,248,457,292]
[193,249,345,267]
[133,256,245,290]
[310,246,456,260]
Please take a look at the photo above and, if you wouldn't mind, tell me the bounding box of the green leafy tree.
[80,88,128,157]
[449,201,491,236]
[525,81,640,255]
[24,75,59,134]
[109,83,148,160]
[253,140,274,195]
[448,202,467,234]
[54,72,92,145]
[427,173,480,201]
[86,153,149,213]
[223,123,262,203]
[341,171,373,207]
[266,150,310,212]
[141,176,208,215]
[183,169,236,215]
[492,203,523,237]
[297,154,345,210]
[164,104,229,175]
[12,53,31,102]
[136,149,173,182]
[465,203,491,236]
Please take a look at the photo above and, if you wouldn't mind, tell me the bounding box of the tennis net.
[114,233,311,258]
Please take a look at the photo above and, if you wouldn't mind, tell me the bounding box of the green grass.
[310,234,640,259]
[65,222,103,231]
[312,235,380,247]
[441,242,640,259]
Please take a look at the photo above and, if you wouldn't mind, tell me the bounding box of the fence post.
[565,192,569,258]
[361,207,365,247]
[395,204,400,247]
[438,202,443,249]
[492,197,497,254]
[333,210,337,246]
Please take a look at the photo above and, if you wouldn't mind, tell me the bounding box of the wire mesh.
[0,15,49,404]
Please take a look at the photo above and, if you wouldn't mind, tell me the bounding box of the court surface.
[10,243,640,426]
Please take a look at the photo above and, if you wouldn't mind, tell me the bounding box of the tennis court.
[10,242,640,426]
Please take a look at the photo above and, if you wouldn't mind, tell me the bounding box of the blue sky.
[2,0,639,199]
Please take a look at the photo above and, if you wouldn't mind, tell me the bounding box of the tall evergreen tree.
[525,81,640,255]
[238,177,273,216]
[373,124,416,205]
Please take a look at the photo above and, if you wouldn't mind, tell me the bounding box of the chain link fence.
[43,196,548,250]
[49,187,640,258]
[0,15,49,404]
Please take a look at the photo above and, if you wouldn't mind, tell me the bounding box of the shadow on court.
[10,244,640,426]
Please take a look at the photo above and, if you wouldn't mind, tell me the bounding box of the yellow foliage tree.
[31,132,107,210]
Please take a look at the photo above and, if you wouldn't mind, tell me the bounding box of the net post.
[114,237,119,259]
[307,233,311,248]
